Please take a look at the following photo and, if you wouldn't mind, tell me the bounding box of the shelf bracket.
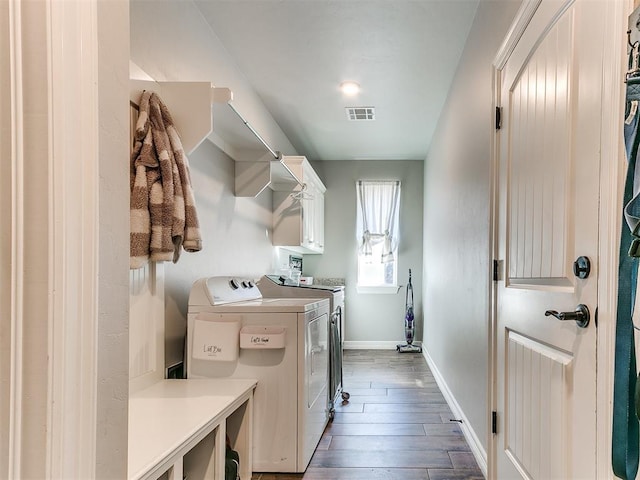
[130,72,232,155]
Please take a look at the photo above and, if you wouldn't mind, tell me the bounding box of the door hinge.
[495,106,502,130]
[492,411,497,434]
[493,259,499,281]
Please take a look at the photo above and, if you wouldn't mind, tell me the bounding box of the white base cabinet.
[128,379,256,480]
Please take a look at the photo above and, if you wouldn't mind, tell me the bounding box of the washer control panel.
[204,276,261,304]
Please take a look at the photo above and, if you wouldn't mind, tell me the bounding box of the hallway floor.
[252,349,484,480]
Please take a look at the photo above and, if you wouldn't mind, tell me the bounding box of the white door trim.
[6,0,25,477]
[595,0,629,476]
[47,0,100,477]
[489,0,629,478]
[493,0,542,70]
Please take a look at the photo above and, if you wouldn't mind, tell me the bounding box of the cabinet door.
[301,192,314,248]
[302,182,324,253]
[271,160,325,254]
[314,189,324,251]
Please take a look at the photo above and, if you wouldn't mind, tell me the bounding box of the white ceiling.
[195,0,479,161]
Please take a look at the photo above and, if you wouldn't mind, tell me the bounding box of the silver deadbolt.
[544,304,590,328]
[572,256,591,279]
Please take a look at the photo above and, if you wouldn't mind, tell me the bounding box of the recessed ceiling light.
[340,81,360,96]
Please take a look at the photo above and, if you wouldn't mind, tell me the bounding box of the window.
[355,180,401,292]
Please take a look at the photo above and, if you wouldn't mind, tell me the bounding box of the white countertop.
[189,297,329,313]
[128,378,257,480]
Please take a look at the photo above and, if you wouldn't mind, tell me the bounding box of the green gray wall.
[306,160,424,347]
[423,0,521,457]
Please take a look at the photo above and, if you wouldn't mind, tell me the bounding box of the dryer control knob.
[229,279,240,290]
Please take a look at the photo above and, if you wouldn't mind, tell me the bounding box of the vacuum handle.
[406,269,414,308]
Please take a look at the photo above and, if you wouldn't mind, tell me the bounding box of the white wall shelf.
[130,63,303,197]
[130,77,232,156]
[234,155,304,197]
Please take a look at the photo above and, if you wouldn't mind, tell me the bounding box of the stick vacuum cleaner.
[397,269,422,353]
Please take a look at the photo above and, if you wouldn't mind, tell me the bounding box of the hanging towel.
[130,91,158,268]
[130,91,202,269]
[158,99,202,259]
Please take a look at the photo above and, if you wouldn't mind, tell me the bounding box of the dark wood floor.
[252,349,484,480]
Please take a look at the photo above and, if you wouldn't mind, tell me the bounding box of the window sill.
[356,285,401,294]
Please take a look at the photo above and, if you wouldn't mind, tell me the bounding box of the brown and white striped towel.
[130,91,202,269]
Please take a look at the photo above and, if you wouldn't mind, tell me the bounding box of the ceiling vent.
[345,107,375,121]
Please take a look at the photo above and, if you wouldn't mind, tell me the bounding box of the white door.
[494,0,603,478]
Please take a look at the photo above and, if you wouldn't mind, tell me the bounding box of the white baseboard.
[343,341,423,350]
[423,348,488,478]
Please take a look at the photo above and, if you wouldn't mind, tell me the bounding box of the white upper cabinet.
[272,156,326,254]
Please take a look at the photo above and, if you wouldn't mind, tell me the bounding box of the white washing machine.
[187,277,330,473]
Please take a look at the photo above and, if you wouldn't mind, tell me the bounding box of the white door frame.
[488,0,629,478]
[593,0,630,476]
[4,0,102,477]
[48,0,101,476]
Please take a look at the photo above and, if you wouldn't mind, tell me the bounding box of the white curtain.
[356,180,401,263]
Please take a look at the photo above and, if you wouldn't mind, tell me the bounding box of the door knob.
[544,304,590,328]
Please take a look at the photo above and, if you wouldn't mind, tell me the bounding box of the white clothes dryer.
[187,277,330,473]
[256,275,349,420]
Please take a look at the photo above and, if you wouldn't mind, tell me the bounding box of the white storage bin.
[192,314,241,361]
[240,326,286,349]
